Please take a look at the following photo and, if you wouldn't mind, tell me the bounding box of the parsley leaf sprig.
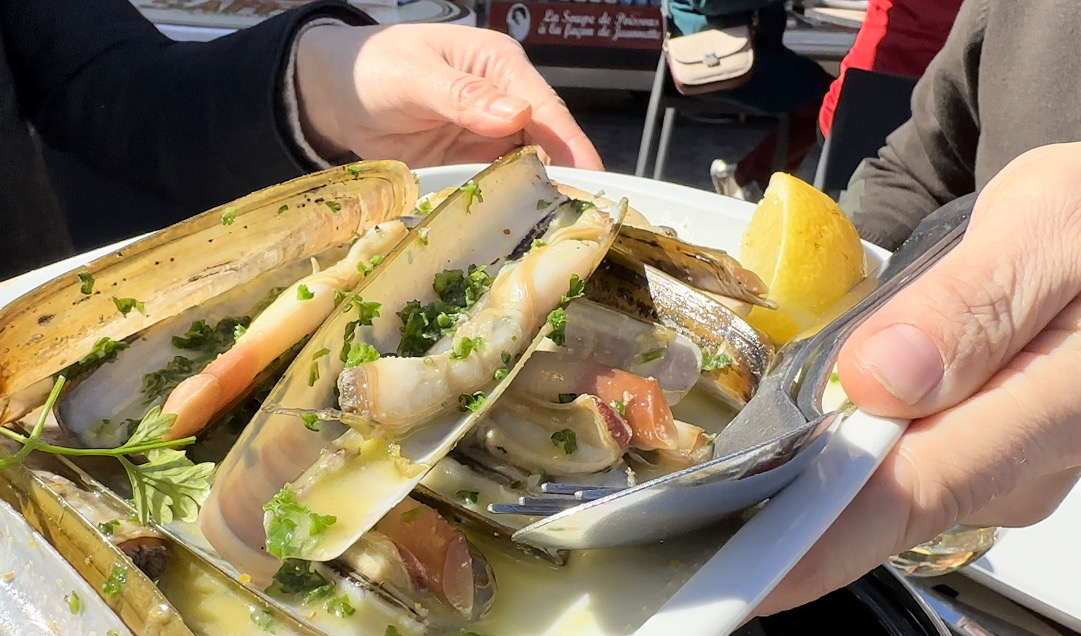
[0,376,214,525]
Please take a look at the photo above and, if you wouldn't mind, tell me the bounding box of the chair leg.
[771,112,789,175]
[653,107,677,180]
[636,54,668,177]
[813,134,832,191]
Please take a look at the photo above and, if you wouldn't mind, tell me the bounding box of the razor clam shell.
[54,254,318,448]
[200,147,625,582]
[0,161,418,422]
[478,391,628,476]
[585,251,774,410]
[562,299,702,404]
[612,225,774,308]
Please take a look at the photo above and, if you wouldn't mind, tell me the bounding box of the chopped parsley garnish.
[561,274,585,304]
[400,506,423,523]
[558,393,577,404]
[102,565,127,596]
[434,265,493,309]
[610,400,626,417]
[417,227,430,245]
[414,199,434,216]
[397,266,493,357]
[251,609,275,632]
[493,350,512,382]
[325,200,342,213]
[701,349,733,372]
[308,361,320,386]
[638,348,666,364]
[385,627,403,636]
[572,200,596,214]
[325,595,355,618]
[65,591,81,614]
[97,519,120,536]
[450,336,483,360]
[60,337,129,381]
[357,254,386,276]
[234,324,247,339]
[356,300,381,325]
[278,204,289,214]
[347,164,362,176]
[532,239,547,249]
[112,297,146,317]
[77,271,94,295]
[140,316,250,403]
[547,308,568,346]
[221,207,237,226]
[313,348,330,360]
[345,342,380,367]
[141,356,194,403]
[300,413,321,432]
[270,559,334,604]
[551,429,577,454]
[296,285,315,301]
[456,490,479,504]
[458,391,488,413]
[829,371,840,384]
[263,489,337,559]
[460,180,483,211]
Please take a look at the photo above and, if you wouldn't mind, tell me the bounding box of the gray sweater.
[841,0,1081,250]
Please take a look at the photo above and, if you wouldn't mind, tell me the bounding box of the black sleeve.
[1,0,375,208]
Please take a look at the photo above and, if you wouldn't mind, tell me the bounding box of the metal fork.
[490,193,975,551]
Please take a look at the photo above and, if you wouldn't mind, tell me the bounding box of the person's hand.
[756,142,1081,616]
[293,23,603,170]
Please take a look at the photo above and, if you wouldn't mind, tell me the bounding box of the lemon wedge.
[739,173,865,344]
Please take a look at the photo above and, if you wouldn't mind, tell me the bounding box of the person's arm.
[0,0,373,210]
[839,0,987,250]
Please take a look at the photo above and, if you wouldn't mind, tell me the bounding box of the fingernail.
[489,96,526,119]
[856,324,944,405]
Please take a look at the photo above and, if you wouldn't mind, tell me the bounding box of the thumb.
[425,65,533,139]
[838,145,1081,419]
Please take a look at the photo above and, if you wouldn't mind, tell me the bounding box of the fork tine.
[488,502,571,516]
[540,482,599,495]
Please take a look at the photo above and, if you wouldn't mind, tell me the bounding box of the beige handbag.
[664,26,755,96]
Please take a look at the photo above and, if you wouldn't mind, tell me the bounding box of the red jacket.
[818,0,965,138]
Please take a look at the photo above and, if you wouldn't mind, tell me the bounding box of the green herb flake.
[301,413,321,432]
[296,285,315,301]
[325,595,355,618]
[638,348,666,364]
[701,349,733,372]
[414,199,434,217]
[102,565,128,596]
[458,391,488,413]
[345,342,380,367]
[263,489,337,560]
[547,308,568,346]
[385,627,403,636]
[65,591,81,615]
[221,206,237,225]
[347,164,361,176]
[313,348,331,360]
[551,429,578,454]
[400,506,423,523]
[561,274,585,304]
[456,490,480,504]
[234,324,247,340]
[325,200,342,213]
[460,180,483,211]
[572,200,596,214]
[270,559,336,603]
[77,271,94,295]
[62,337,129,382]
[532,239,547,249]
[251,608,275,632]
[493,367,509,382]
[423,356,436,366]
[356,300,381,325]
[557,393,577,404]
[450,336,483,360]
[278,204,289,214]
[610,400,626,417]
[112,297,146,317]
[97,519,120,536]
[417,227,430,245]
[308,361,320,387]
[829,371,840,384]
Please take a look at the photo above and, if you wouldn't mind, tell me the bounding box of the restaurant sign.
[488,1,663,50]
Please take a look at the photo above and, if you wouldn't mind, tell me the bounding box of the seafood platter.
[0,147,886,635]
